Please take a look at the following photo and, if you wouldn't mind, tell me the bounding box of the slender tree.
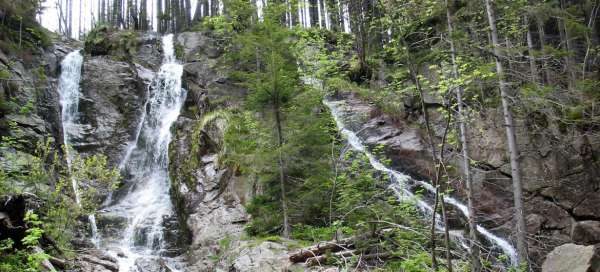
[484,0,528,266]
[446,1,481,270]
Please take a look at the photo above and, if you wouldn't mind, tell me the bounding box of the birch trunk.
[484,0,528,266]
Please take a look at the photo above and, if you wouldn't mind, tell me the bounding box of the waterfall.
[57,50,101,247]
[101,34,186,272]
[323,99,518,267]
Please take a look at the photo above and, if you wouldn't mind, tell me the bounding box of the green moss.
[84,25,140,61]
[174,43,185,60]
[0,69,11,80]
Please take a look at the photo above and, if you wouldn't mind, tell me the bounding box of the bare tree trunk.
[559,0,575,89]
[275,104,290,239]
[139,0,148,30]
[525,15,539,83]
[583,0,599,80]
[184,0,191,27]
[484,0,528,266]
[158,0,164,32]
[67,0,73,37]
[78,0,82,39]
[446,1,481,270]
[410,65,438,271]
[536,17,550,84]
[193,0,203,22]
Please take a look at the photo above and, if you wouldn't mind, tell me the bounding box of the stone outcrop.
[76,56,148,164]
[541,243,600,272]
[169,31,256,271]
[328,90,600,268]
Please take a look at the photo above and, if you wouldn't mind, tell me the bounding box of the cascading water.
[57,50,100,247]
[323,99,518,267]
[99,34,186,272]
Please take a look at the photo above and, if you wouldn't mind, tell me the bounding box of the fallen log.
[305,251,393,267]
[48,256,68,269]
[289,241,350,263]
[289,230,385,263]
[306,250,356,266]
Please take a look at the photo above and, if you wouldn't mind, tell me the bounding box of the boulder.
[541,243,600,272]
[571,221,600,244]
[132,257,177,272]
[230,242,290,272]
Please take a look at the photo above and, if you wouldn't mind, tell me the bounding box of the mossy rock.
[84,25,140,60]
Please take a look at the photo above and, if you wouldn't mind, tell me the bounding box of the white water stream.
[323,99,518,267]
[58,34,185,272]
[57,50,101,247]
[100,34,186,272]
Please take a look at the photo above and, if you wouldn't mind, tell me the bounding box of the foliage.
[84,25,140,60]
[0,0,50,52]
[0,135,120,267]
[0,212,48,271]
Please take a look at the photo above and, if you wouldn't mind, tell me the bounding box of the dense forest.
[0,0,599,271]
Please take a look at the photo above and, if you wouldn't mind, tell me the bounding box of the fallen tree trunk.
[289,241,350,263]
[289,230,384,263]
[306,250,356,266]
[306,251,393,267]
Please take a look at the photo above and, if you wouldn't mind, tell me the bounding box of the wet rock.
[541,243,600,272]
[571,221,600,244]
[75,250,119,272]
[78,57,147,165]
[132,257,174,272]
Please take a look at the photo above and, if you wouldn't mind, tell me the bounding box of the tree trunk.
[184,0,191,27]
[410,65,438,271]
[536,17,550,84]
[193,0,203,22]
[274,104,290,238]
[525,15,539,83]
[484,0,528,266]
[446,1,480,270]
[583,0,599,80]
[559,0,575,89]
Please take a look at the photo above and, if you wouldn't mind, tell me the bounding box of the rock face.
[541,243,600,272]
[77,57,148,165]
[171,31,343,272]
[0,40,76,155]
[328,90,600,268]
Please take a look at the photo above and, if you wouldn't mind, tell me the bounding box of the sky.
[40,0,199,39]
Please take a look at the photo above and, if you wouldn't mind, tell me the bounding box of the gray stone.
[541,243,600,272]
[230,242,290,272]
[78,57,147,166]
[571,221,600,244]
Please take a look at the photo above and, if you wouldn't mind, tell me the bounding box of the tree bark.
[484,0,528,266]
[446,1,481,270]
[559,0,575,89]
[525,15,539,83]
[275,104,290,238]
[536,17,550,84]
